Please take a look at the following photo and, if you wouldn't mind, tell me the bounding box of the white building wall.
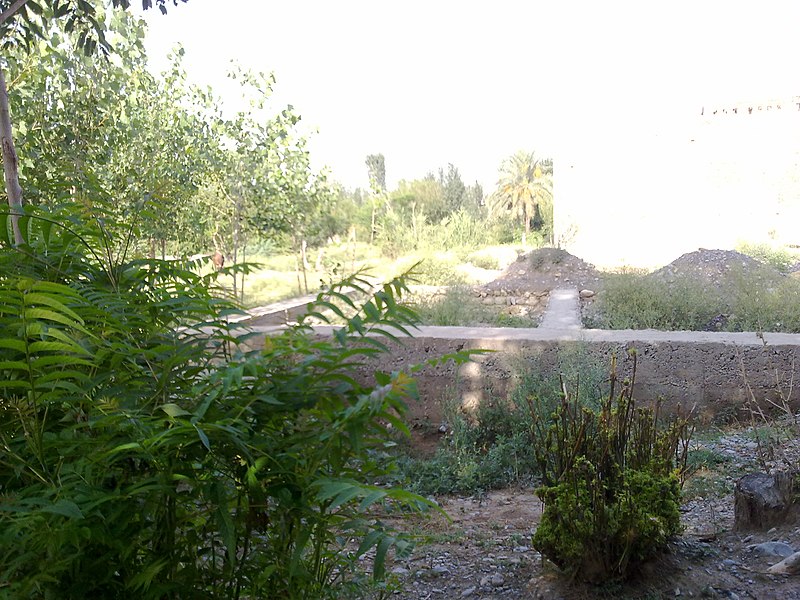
[555,97,800,269]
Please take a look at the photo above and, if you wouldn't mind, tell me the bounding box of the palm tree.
[490,151,553,245]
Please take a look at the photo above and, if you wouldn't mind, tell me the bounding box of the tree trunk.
[232,191,241,300]
[240,237,246,304]
[299,239,308,294]
[315,245,324,272]
[294,248,302,296]
[370,197,377,245]
[0,63,24,245]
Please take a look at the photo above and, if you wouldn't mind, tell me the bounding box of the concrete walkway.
[538,288,582,330]
[242,287,800,347]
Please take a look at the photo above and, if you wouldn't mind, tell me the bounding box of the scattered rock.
[579,289,595,299]
[768,550,800,575]
[734,471,795,531]
[751,541,795,559]
[490,573,505,587]
[460,586,476,597]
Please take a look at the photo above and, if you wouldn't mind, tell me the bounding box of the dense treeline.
[3,3,555,286]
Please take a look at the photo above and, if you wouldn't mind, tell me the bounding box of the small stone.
[675,587,681,596]
[479,575,491,587]
[490,573,505,587]
[431,566,450,576]
[391,566,410,576]
[579,289,595,298]
[438,423,449,434]
[461,587,476,598]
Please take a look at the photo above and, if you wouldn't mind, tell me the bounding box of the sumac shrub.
[0,206,464,599]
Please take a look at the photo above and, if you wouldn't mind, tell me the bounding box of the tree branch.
[0,0,30,26]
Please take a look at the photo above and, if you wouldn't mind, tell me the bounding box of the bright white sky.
[137,1,800,192]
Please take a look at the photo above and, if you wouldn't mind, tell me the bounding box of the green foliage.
[736,242,797,274]
[397,398,537,496]
[489,151,553,243]
[0,207,451,599]
[413,286,486,326]
[0,0,185,56]
[377,209,491,260]
[410,255,465,286]
[466,251,500,270]
[411,286,539,328]
[587,274,719,330]
[396,350,610,496]
[365,154,386,193]
[589,271,800,332]
[529,355,692,583]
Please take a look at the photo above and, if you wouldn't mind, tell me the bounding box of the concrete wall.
[243,326,800,427]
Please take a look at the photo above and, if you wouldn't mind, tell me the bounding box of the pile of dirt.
[648,249,786,297]
[482,248,603,294]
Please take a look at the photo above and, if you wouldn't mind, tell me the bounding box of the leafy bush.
[396,398,537,496]
[736,242,797,274]
[587,273,719,330]
[467,253,500,270]
[0,206,457,599]
[529,354,692,583]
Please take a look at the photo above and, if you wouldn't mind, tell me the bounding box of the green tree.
[489,151,553,245]
[6,9,218,258]
[365,153,386,244]
[219,67,332,297]
[465,180,484,215]
[365,152,386,192]
[0,0,190,245]
[440,163,466,217]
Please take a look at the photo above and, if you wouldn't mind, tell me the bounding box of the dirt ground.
[384,423,800,599]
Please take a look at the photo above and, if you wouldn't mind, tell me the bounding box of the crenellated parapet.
[701,96,800,116]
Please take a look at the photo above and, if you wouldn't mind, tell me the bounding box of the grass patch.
[412,286,539,327]
[588,271,800,332]
[736,242,799,274]
[413,286,488,326]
